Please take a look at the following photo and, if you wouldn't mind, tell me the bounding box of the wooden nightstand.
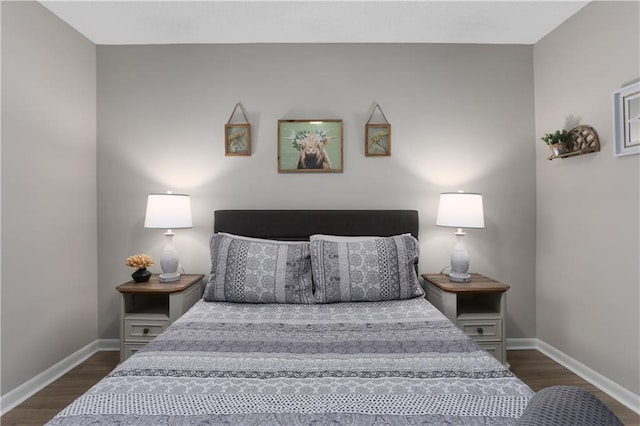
[116,273,205,362]
[421,273,510,365]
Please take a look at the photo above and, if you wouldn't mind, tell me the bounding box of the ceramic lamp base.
[448,272,471,283]
[449,231,471,283]
[159,231,181,283]
[159,272,181,282]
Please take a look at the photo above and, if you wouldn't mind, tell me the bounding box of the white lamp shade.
[436,192,485,229]
[144,193,193,229]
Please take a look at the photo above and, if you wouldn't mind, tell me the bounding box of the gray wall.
[96,43,537,340]
[4,0,637,404]
[2,0,637,407]
[1,2,97,394]
[534,1,640,395]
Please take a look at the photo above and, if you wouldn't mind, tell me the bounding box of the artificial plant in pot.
[541,129,574,156]
[126,253,155,282]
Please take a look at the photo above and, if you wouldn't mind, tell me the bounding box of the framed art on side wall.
[225,123,251,156]
[365,103,391,156]
[365,123,391,156]
[613,81,640,156]
[278,120,343,173]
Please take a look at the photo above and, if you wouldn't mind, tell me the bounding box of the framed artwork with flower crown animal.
[277,119,343,173]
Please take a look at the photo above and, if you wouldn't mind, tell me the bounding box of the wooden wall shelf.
[548,125,600,160]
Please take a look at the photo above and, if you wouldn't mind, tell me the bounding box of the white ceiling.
[39,1,590,46]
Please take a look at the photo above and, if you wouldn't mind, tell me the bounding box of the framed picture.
[278,120,343,173]
[613,81,640,156]
[365,123,391,156]
[225,123,251,156]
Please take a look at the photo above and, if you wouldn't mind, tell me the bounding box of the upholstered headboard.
[213,210,419,240]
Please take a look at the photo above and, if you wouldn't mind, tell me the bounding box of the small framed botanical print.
[225,123,251,156]
[365,123,391,156]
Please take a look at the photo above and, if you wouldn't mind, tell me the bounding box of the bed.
[48,210,534,425]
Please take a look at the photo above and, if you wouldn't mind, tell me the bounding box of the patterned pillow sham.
[203,233,314,304]
[310,234,424,303]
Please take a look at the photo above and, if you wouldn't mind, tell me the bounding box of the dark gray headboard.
[214,210,419,240]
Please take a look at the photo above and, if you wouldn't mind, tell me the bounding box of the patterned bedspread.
[49,298,533,425]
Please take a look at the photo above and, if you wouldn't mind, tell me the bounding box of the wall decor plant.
[541,125,600,160]
[225,102,251,156]
[365,103,391,156]
[277,119,343,173]
[541,129,573,157]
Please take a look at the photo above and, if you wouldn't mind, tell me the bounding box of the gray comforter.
[49,298,533,425]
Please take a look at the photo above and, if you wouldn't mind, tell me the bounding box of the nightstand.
[116,273,205,362]
[421,273,510,365]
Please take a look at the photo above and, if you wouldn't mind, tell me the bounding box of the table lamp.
[144,192,192,282]
[436,191,484,282]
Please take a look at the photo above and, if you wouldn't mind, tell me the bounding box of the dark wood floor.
[508,350,639,425]
[1,351,120,426]
[2,350,638,425]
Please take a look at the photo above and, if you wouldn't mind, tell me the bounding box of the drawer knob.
[477,327,484,334]
[143,328,149,335]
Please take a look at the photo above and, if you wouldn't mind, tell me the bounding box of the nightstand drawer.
[123,343,147,359]
[421,273,509,367]
[124,317,169,342]
[477,342,504,364]
[118,274,205,362]
[457,318,502,341]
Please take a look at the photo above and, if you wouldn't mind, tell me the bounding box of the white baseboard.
[97,338,120,351]
[0,338,119,416]
[507,337,640,415]
[506,337,538,350]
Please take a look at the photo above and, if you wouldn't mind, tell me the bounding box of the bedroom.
[1,0,638,423]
